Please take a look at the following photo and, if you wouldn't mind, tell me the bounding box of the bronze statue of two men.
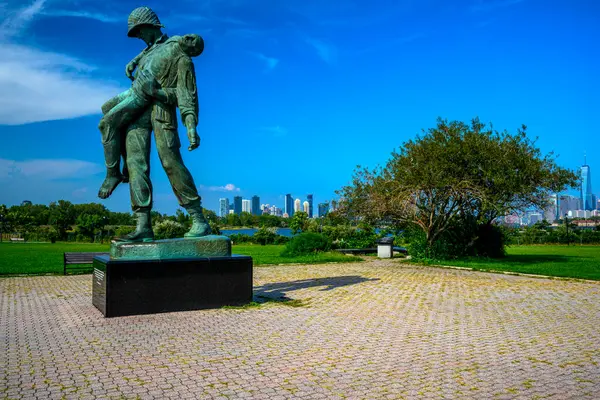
[98,6,211,242]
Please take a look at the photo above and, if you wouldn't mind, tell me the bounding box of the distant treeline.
[0,201,291,242]
[505,220,600,245]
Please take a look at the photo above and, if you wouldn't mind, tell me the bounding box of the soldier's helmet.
[127,6,164,37]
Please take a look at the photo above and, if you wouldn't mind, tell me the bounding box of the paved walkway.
[1,260,600,399]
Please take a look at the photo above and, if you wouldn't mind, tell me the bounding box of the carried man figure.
[97,6,211,242]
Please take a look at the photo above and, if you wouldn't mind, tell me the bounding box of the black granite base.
[92,255,253,317]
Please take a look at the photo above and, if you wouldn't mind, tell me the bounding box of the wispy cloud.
[0,158,103,181]
[470,0,526,12]
[40,9,121,24]
[305,37,337,65]
[249,52,279,71]
[200,183,241,192]
[0,0,125,125]
[0,0,46,39]
[257,125,288,137]
[72,187,89,198]
[0,44,123,125]
[353,33,425,56]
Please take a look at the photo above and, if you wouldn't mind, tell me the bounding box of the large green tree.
[48,200,76,239]
[338,118,578,250]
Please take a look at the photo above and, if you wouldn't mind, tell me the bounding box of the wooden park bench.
[10,237,25,242]
[63,252,109,275]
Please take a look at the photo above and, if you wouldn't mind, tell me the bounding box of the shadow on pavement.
[254,275,379,301]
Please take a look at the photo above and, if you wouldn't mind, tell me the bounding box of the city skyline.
[513,160,600,226]
[219,193,320,218]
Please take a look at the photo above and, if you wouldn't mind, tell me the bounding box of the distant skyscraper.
[558,194,580,217]
[233,196,242,215]
[285,194,294,217]
[318,203,329,217]
[580,158,594,211]
[294,198,301,213]
[543,194,558,223]
[251,196,260,215]
[303,201,309,214]
[218,198,229,218]
[306,194,313,218]
[242,199,251,213]
[529,213,543,225]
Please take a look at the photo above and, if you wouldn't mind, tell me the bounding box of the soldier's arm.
[125,49,147,81]
[175,55,199,129]
[175,55,200,150]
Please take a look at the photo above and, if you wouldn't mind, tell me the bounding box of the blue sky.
[0,0,598,214]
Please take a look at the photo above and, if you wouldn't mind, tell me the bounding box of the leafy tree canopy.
[338,117,578,248]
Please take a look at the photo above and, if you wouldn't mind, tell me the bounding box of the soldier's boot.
[184,204,212,238]
[114,210,154,242]
[98,123,125,199]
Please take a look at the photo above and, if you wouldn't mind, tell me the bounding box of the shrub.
[274,235,290,245]
[228,233,253,244]
[114,225,136,238]
[405,220,506,261]
[338,226,378,249]
[474,224,506,258]
[209,221,221,235]
[75,233,92,243]
[253,227,277,245]
[281,233,331,257]
[153,220,187,240]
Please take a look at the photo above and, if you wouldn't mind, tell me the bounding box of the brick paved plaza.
[2,259,600,399]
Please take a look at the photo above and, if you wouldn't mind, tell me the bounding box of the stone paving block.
[1,260,600,398]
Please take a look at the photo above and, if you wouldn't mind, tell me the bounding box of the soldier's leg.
[154,123,211,237]
[100,90,150,135]
[98,90,134,199]
[115,112,154,242]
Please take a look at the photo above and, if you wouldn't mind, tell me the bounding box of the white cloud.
[353,33,425,56]
[40,10,120,24]
[305,37,337,65]
[249,52,279,71]
[200,183,241,192]
[0,158,103,181]
[72,187,89,198]
[0,1,125,125]
[258,125,288,137]
[0,0,46,40]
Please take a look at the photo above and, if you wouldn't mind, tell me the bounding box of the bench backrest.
[64,252,109,265]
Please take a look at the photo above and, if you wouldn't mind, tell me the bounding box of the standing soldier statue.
[98,6,211,242]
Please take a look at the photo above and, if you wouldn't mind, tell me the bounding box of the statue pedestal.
[110,235,232,260]
[92,237,252,317]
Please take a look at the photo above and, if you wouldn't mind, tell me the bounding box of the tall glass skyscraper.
[307,194,314,218]
[233,196,243,215]
[318,203,329,217]
[251,196,260,216]
[218,198,229,218]
[581,162,594,211]
[285,194,294,217]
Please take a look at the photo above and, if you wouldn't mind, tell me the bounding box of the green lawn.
[422,245,600,280]
[0,242,361,276]
[2,242,599,280]
[233,245,362,266]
